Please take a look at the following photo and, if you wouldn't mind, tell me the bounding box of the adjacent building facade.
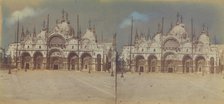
[121,13,222,74]
[7,10,117,72]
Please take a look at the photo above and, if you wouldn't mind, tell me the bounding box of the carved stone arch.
[81,52,92,71]
[21,52,31,69]
[49,49,63,70]
[195,55,206,72]
[48,34,66,49]
[163,52,177,73]
[135,55,145,72]
[67,51,78,70]
[148,55,157,72]
[163,38,180,51]
[33,51,43,69]
[96,54,102,71]
[182,54,192,73]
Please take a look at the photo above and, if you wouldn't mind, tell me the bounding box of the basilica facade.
[121,13,220,74]
[7,10,116,72]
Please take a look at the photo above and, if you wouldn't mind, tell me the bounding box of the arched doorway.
[135,55,145,72]
[148,55,157,72]
[96,54,101,71]
[21,52,31,69]
[81,53,92,71]
[195,56,206,72]
[210,57,215,73]
[182,55,192,73]
[164,53,176,73]
[49,49,63,70]
[68,52,78,70]
[33,51,43,69]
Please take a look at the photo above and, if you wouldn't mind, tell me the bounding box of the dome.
[169,24,187,39]
[198,32,209,44]
[153,33,162,43]
[82,29,96,42]
[150,42,160,48]
[24,38,33,45]
[54,21,74,38]
[37,31,46,39]
[36,39,46,44]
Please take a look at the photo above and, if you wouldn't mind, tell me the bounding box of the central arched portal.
[81,53,92,71]
[135,55,145,72]
[49,49,63,70]
[68,52,78,70]
[182,55,192,73]
[195,56,206,72]
[164,53,176,73]
[148,55,157,72]
[33,51,43,69]
[21,52,31,69]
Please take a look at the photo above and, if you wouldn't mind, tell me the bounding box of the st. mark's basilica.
[121,13,224,74]
[6,10,117,72]
[4,11,224,74]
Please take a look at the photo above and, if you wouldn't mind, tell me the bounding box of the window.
[72,46,74,49]
[153,49,156,52]
[39,46,41,49]
[27,46,29,48]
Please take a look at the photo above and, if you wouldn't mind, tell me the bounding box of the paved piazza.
[1,70,224,104]
[0,70,115,104]
[117,73,224,104]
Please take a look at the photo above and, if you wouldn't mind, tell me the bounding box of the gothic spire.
[113,33,117,48]
[202,24,206,33]
[21,25,25,41]
[170,22,173,30]
[16,17,20,42]
[42,20,46,30]
[33,25,36,37]
[26,28,30,37]
[161,17,164,34]
[62,9,65,21]
[47,14,49,33]
[135,28,139,39]
[180,15,183,23]
[176,12,181,25]
[66,12,69,22]
[157,23,161,33]
[147,28,151,40]
[88,19,92,30]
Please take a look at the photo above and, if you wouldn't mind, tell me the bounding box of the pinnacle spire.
[62,9,65,21]
[47,14,49,33]
[157,23,161,33]
[42,20,46,30]
[21,25,25,41]
[176,12,181,25]
[88,19,92,30]
[170,22,173,30]
[66,12,68,21]
[33,25,36,37]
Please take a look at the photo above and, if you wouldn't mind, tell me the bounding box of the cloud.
[119,11,149,28]
[4,0,44,11]
[6,7,43,26]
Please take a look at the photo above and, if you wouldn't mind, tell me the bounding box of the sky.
[1,0,224,52]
